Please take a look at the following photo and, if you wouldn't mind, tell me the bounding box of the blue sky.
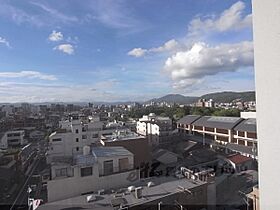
[0,0,254,102]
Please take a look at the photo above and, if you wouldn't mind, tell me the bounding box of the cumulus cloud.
[0,71,57,81]
[128,39,179,57]
[127,48,147,57]
[188,1,252,36]
[48,30,63,41]
[53,44,74,55]
[0,37,10,48]
[164,41,254,89]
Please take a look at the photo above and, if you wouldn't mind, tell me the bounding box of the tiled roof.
[227,154,252,164]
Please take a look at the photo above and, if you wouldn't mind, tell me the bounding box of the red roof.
[227,154,252,164]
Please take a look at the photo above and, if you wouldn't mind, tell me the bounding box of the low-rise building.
[137,113,173,146]
[0,130,25,149]
[100,129,151,176]
[47,146,139,202]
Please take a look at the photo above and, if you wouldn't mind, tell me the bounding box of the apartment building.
[0,130,25,149]
[46,115,103,163]
[137,113,173,146]
[100,129,151,176]
[47,146,139,202]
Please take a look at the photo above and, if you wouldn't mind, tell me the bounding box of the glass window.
[81,167,93,177]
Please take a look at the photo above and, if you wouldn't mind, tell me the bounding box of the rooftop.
[177,115,201,125]
[101,130,145,142]
[227,154,253,164]
[38,176,207,210]
[234,118,257,132]
[192,116,244,129]
[92,146,133,158]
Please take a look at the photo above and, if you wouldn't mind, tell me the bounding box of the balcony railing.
[99,165,135,177]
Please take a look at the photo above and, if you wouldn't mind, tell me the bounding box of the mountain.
[200,91,255,103]
[146,91,255,104]
[146,94,198,104]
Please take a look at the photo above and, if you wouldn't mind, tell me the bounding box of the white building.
[47,146,139,202]
[0,130,25,149]
[46,116,103,163]
[136,113,173,146]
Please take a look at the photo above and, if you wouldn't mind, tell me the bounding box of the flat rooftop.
[192,116,243,129]
[102,130,145,142]
[92,146,133,157]
[38,176,207,210]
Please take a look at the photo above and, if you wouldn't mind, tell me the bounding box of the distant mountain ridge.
[146,91,255,104]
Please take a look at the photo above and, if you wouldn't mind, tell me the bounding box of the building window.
[76,147,79,151]
[52,138,62,142]
[247,141,253,146]
[82,135,87,139]
[238,139,245,145]
[216,128,229,134]
[103,160,113,176]
[92,133,98,138]
[238,131,245,137]
[75,129,79,134]
[81,167,93,177]
[205,127,214,132]
[55,168,67,177]
[247,132,257,139]
[76,138,79,142]
[119,158,129,172]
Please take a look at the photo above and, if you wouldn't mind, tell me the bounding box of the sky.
[0,0,254,103]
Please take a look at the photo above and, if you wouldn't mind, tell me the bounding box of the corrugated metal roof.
[192,116,244,129]
[234,118,257,132]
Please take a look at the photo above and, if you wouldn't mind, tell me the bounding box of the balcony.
[99,165,136,177]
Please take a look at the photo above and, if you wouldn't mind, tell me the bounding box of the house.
[226,154,253,172]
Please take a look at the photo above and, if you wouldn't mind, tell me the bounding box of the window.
[205,127,214,132]
[216,128,229,134]
[92,133,98,138]
[55,168,67,177]
[52,138,62,142]
[75,129,79,134]
[76,138,79,142]
[103,160,113,175]
[247,132,257,139]
[81,167,92,177]
[238,131,245,137]
[82,135,87,139]
[76,147,79,151]
[119,158,129,172]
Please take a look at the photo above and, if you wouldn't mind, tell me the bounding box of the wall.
[252,0,280,209]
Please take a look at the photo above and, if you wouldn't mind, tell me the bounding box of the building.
[191,116,243,145]
[100,129,151,175]
[0,130,25,149]
[40,167,209,210]
[177,115,258,158]
[225,154,254,173]
[46,116,103,163]
[47,146,139,202]
[137,113,173,146]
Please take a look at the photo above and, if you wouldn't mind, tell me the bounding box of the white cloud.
[188,1,252,36]
[0,71,57,81]
[128,39,180,57]
[164,41,254,89]
[48,30,63,41]
[0,37,10,48]
[127,48,147,57]
[53,44,74,55]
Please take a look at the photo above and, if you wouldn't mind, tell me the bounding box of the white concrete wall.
[47,166,139,202]
[252,1,280,209]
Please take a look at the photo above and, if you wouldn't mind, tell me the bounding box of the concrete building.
[100,129,151,175]
[47,146,139,202]
[137,113,173,146]
[0,130,25,149]
[40,168,209,210]
[225,154,253,173]
[252,1,280,208]
[46,116,103,163]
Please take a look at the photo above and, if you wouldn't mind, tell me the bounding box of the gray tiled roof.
[233,118,257,132]
[192,116,244,129]
[177,115,201,124]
